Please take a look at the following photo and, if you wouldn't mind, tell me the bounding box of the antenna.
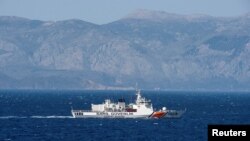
[135,82,139,96]
[135,82,138,91]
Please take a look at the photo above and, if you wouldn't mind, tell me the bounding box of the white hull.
[71,110,154,118]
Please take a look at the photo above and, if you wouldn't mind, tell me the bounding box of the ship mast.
[135,89,142,105]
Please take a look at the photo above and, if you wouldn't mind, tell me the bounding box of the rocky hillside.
[0,10,250,90]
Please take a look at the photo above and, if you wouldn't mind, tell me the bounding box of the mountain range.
[0,9,250,90]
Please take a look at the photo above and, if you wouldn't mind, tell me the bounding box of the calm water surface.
[0,90,250,141]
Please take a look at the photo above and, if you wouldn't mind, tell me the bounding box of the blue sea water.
[0,90,250,141]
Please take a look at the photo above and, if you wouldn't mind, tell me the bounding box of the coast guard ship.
[71,89,167,118]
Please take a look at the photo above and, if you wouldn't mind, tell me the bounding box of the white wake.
[0,115,73,119]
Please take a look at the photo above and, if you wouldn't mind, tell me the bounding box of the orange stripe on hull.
[151,111,167,119]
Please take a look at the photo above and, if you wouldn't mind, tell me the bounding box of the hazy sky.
[0,0,249,24]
